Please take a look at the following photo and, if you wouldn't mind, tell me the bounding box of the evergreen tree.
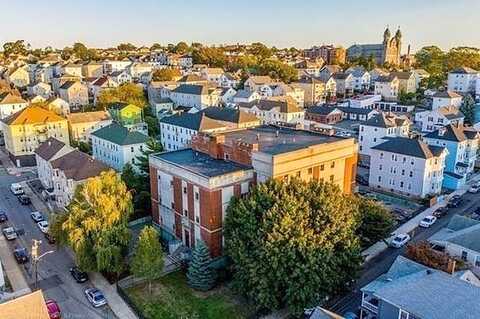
[461,94,476,125]
[187,241,216,291]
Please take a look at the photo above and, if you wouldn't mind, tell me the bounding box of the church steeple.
[395,27,402,41]
[383,26,391,44]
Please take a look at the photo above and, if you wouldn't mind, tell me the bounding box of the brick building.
[305,105,344,124]
[149,125,358,256]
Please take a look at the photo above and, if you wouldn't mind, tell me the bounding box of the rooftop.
[51,149,110,181]
[152,148,252,178]
[372,137,446,159]
[2,106,65,125]
[91,122,149,145]
[67,111,111,124]
[362,256,480,319]
[34,138,67,161]
[220,125,344,155]
[0,290,50,319]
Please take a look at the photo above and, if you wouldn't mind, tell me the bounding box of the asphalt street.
[329,189,480,315]
[0,166,116,319]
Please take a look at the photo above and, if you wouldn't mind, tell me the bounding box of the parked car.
[70,266,89,283]
[433,207,449,218]
[18,195,31,205]
[0,211,8,223]
[45,299,61,319]
[44,232,56,244]
[84,288,107,307]
[13,246,29,264]
[390,233,411,248]
[10,183,23,195]
[37,221,49,234]
[419,215,437,228]
[448,195,462,208]
[30,211,44,222]
[468,184,480,194]
[2,227,17,240]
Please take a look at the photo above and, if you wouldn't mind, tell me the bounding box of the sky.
[1,0,479,52]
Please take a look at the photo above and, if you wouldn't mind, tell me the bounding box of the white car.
[30,211,44,223]
[390,233,411,248]
[37,221,49,234]
[468,184,480,193]
[2,227,17,240]
[10,183,23,195]
[419,215,437,228]
[85,288,107,307]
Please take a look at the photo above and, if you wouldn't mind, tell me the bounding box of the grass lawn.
[125,271,254,319]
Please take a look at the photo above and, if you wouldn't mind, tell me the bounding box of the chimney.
[447,259,456,275]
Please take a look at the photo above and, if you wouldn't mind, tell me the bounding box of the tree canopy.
[356,198,395,248]
[97,83,147,109]
[151,68,181,81]
[131,225,164,293]
[224,178,362,314]
[461,94,476,125]
[3,40,29,58]
[57,171,133,274]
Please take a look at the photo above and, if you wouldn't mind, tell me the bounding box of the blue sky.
[1,0,478,52]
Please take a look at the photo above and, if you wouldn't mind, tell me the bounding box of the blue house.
[361,256,480,319]
[423,124,479,190]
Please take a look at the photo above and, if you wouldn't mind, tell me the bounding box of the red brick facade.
[305,111,343,124]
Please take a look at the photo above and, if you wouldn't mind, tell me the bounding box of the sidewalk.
[90,273,138,319]
[23,180,138,319]
[362,173,480,262]
[0,236,31,294]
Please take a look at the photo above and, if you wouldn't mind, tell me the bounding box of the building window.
[320,164,325,171]
[183,187,187,194]
[184,209,188,216]
[330,175,334,182]
[308,167,313,175]
[331,161,335,168]
[296,171,301,178]
[462,251,468,261]
[195,192,199,200]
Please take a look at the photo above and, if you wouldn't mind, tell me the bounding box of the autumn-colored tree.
[406,241,452,272]
[97,83,147,110]
[151,68,181,81]
[60,171,133,275]
[224,178,362,314]
[131,226,164,293]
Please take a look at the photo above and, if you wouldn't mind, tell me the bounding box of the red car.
[46,299,61,319]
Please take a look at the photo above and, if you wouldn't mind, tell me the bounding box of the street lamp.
[31,239,54,289]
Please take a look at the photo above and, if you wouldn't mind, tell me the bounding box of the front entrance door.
[184,229,190,248]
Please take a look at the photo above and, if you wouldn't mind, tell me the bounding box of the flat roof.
[221,125,344,155]
[152,149,252,178]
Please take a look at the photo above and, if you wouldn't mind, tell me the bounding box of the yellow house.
[1,106,69,167]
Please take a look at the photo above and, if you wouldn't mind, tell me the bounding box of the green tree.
[192,47,227,68]
[60,171,132,275]
[151,68,181,81]
[248,42,273,61]
[224,179,362,314]
[187,241,216,291]
[117,43,137,51]
[136,138,163,177]
[173,41,189,54]
[131,226,164,293]
[72,42,89,60]
[150,43,163,51]
[121,163,141,191]
[356,199,395,248]
[3,40,28,58]
[445,47,480,71]
[414,46,446,75]
[97,83,147,110]
[258,59,298,83]
[398,91,417,106]
[461,94,476,124]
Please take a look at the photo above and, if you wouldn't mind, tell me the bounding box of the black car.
[70,266,89,283]
[13,247,29,264]
[448,196,462,208]
[17,195,31,205]
[433,207,449,218]
[0,211,7,223]
[44,232,56,244]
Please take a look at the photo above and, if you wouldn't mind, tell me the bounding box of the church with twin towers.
[346,27,402,66]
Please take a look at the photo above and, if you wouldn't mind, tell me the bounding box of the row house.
[448,67,478,94]
[345,67,371,91]
[168,84,221,110]
[0,93,28,120]
[26,82,52,99]
[431,91,462,110]
[0,106,69,167]
[238,96,304,125]
[305,105,343,125]
[82,62,104,78]
[272,83,305,108]
[91,122,149,172]
[66,110,112,142]
[244,75,278,94]
[390,71,416,94]
[5,67,30,88]
[35,141,109,208]
[62,63,83,77]
[374,75,399,101]
[424,124,479,190]
[358,112,410,160]
[414,105,464,133]
[369,137,447,198]
[58,81,89,108]
[332,72,354,96]
[292,76,336,106]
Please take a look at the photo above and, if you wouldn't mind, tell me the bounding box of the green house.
[107,102,143,126]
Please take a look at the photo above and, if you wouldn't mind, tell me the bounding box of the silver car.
[85,288,107,307]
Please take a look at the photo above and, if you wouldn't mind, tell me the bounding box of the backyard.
[125,271,255,319]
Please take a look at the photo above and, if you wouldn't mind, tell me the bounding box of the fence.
[116,278,146,319]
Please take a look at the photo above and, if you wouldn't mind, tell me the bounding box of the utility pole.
[31,239,54,290]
